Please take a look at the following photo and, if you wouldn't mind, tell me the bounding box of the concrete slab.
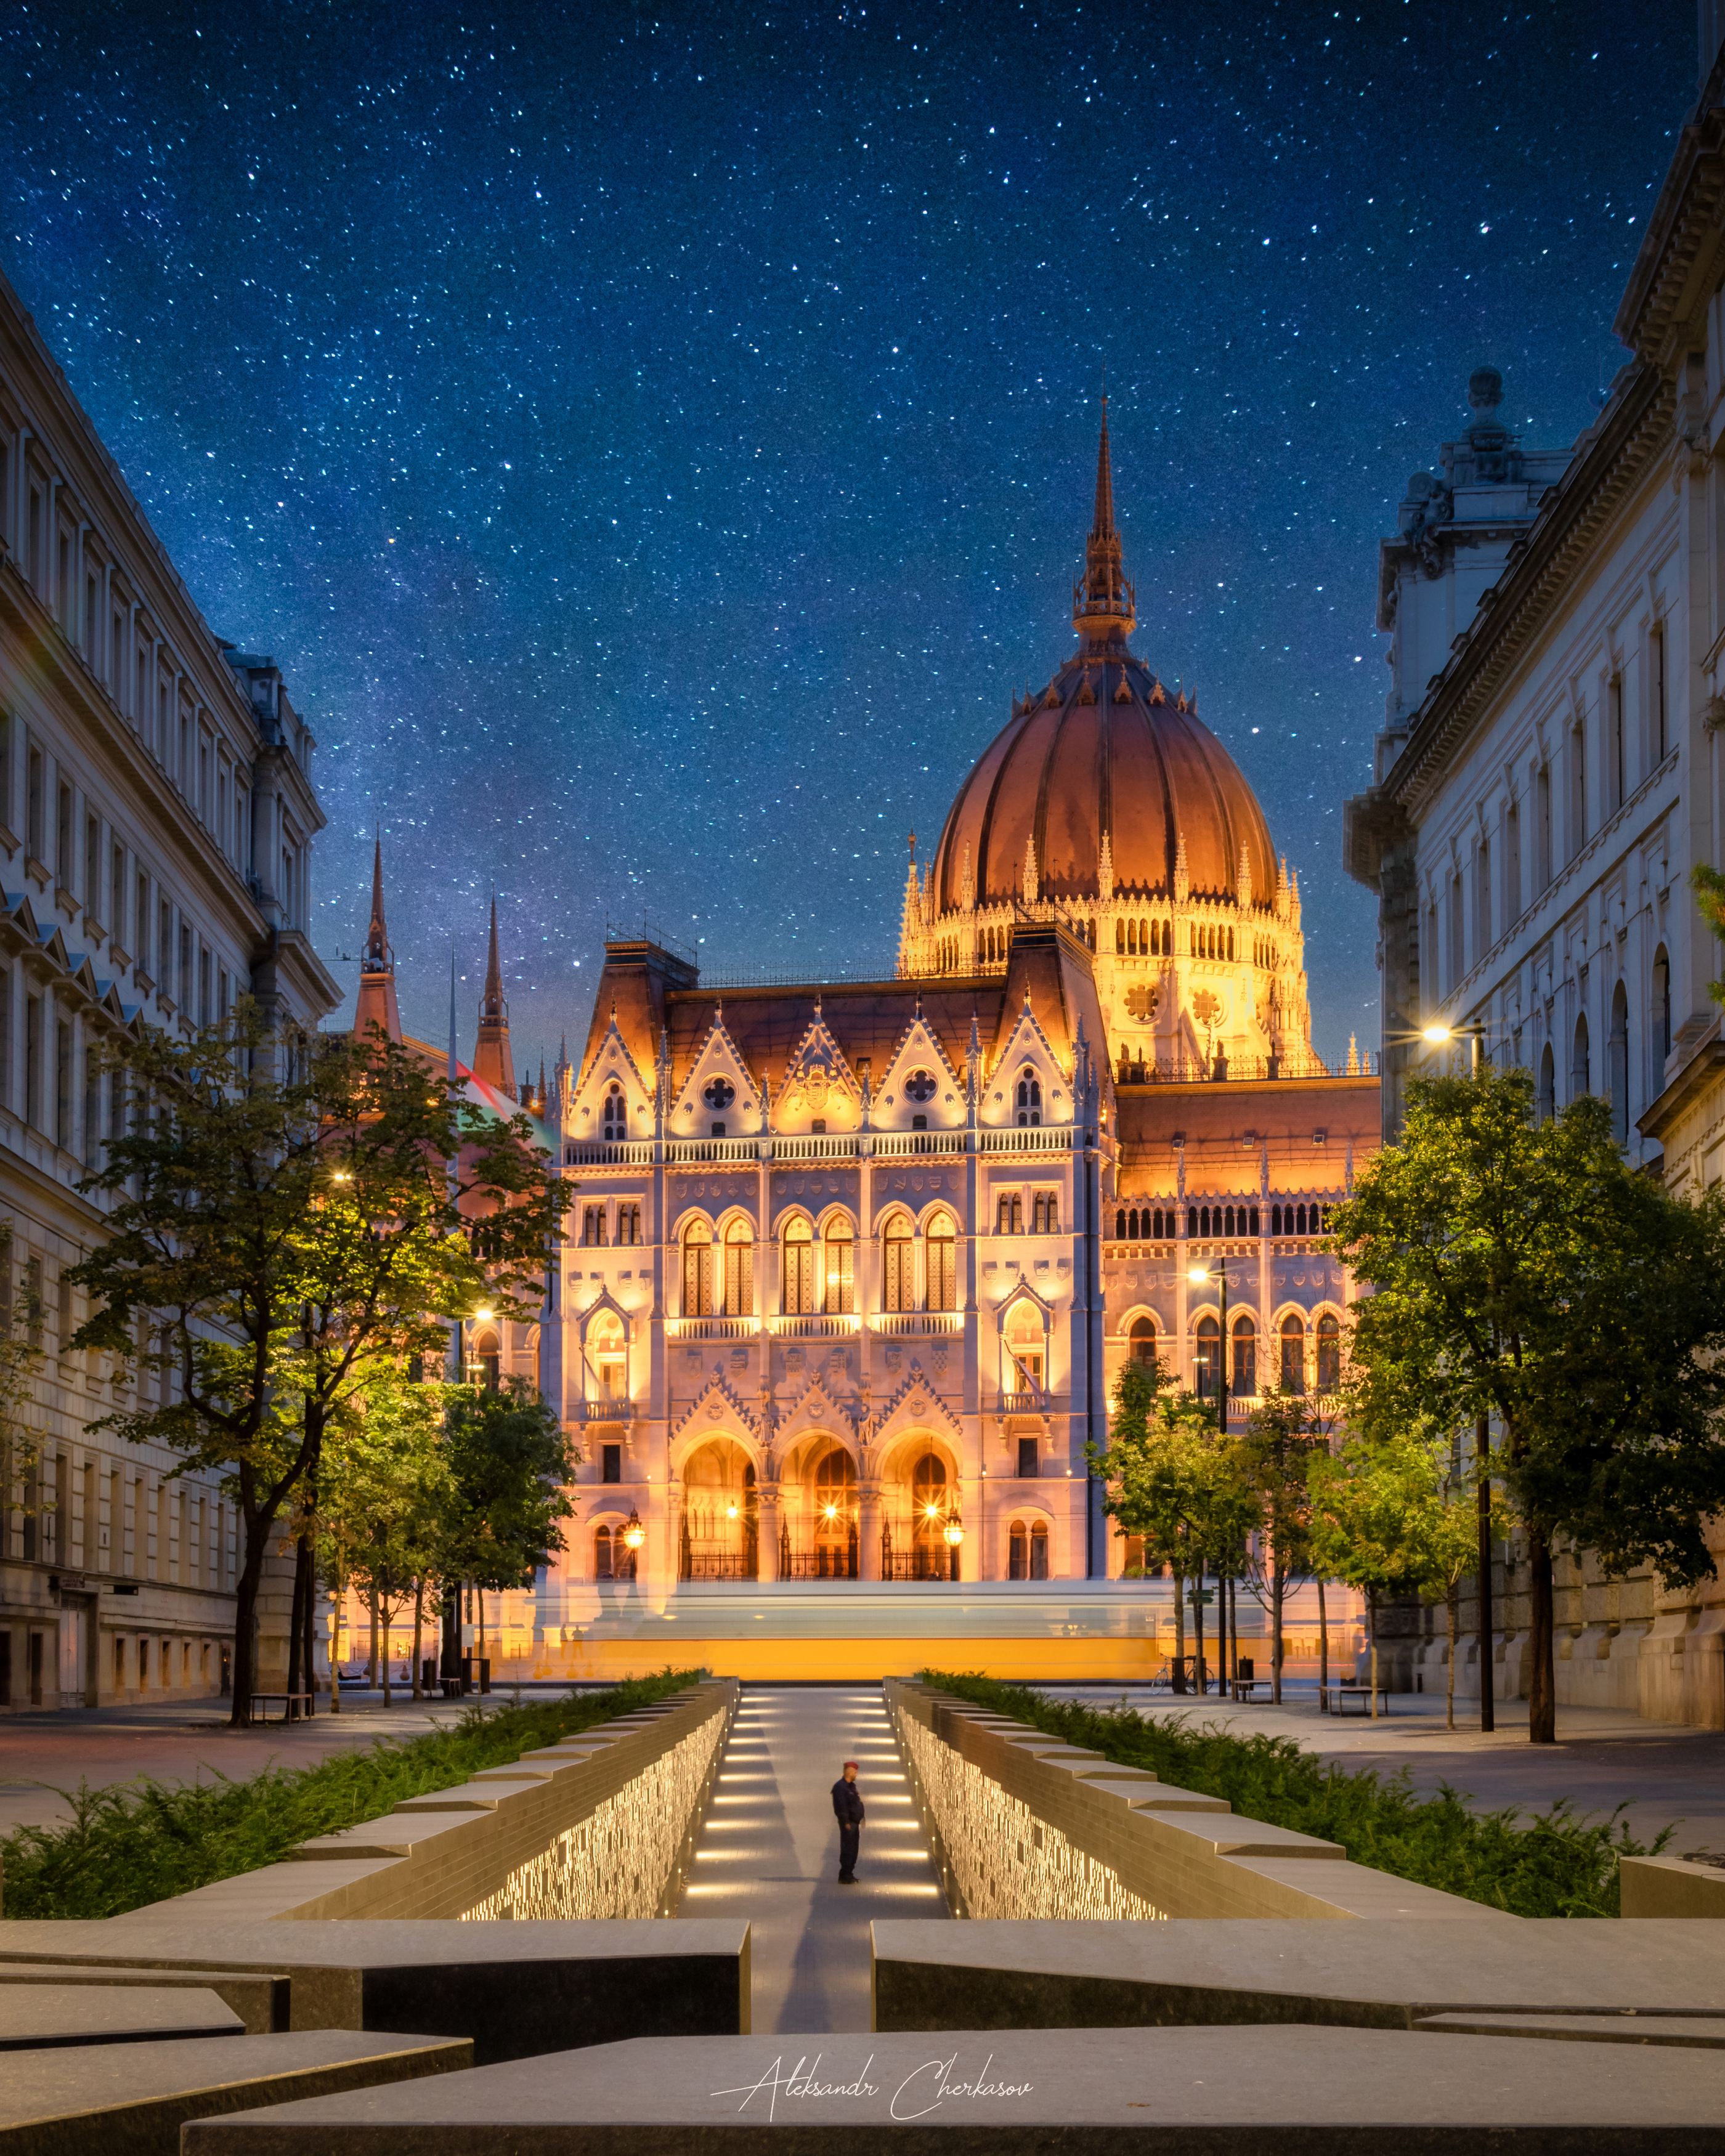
[1620,1852,1725,1918]
[288,1812,482,1861]
[0,2028,467,2154]
[1416,2012,1725,2048]
[391,1778,543,1814]
[178,2025,1725,2151]
[0,1918,751,2062]
[0,1963,286,2035]
[871,1917,1725,2033]
[0,1983,242,2050]
[1080,1779,1230,1814]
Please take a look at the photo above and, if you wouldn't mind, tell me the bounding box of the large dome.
[929,652,1276,912]
[899,403,1321,1085]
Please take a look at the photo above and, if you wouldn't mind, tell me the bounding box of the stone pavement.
[1045,1683,1725,1858]
[0,1688,570,1837]
[676,1684,946,2033]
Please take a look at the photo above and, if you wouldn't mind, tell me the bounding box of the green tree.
[438,1379,577,1615]
[1090,1360,1247,1694]
[1328,1066,1725,1742]
[1309,1430,1482,1719]
[71,1007,569,1725]
[1235,1387,1329,1704]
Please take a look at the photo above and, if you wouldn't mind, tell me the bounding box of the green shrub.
[922,1671,1670,1919]
[2,1669,705,1920]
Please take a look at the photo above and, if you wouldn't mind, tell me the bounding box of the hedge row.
[2,1668,705,1920]
[921,1671,1668,1918]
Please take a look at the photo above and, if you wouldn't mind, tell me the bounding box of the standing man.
[831,1759,864,1883]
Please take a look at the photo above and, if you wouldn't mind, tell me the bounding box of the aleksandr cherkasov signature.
[711,2051,1034,2123]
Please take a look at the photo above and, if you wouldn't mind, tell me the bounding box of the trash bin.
[461,1656,491,1694]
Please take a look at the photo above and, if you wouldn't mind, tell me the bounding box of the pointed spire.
[959,841,975,913]
[1072,392,1135,653]
[1173,830,1190,905]
[1098,830,1114,902]
[1347,1032,1360,1076]
[897,835,924,978]
[1235,841,1252,912]
[472,892,517,1100]
[353,828,402,1045]
[1023,833,1039,907]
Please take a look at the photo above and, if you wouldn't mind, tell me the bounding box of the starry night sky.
[1,2,1697,1074]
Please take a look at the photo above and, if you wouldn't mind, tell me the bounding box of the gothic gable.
[572,1012,653,1139]
[875,1005,965,1130]
[774,1006,861,1133]
[671,1007,762,1135]
[982,997,1072,1128]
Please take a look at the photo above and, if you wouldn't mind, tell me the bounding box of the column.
[757,1481,780,1583]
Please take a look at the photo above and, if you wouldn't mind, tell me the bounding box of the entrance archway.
[678,1438,757,1580]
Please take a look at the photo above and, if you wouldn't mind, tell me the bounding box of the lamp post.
[1187,1256,1229,1435]
[1385,1012,1487,1075]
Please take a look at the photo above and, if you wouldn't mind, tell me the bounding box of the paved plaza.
[1044,1683,1725,1860]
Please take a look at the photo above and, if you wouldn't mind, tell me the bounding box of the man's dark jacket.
[831,1777,865,1827]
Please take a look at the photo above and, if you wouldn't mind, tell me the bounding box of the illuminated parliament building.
[362,413,1378,1678]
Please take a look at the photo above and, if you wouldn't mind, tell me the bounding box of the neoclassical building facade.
[0,264,338,1712]
[1344,29,1725,1726]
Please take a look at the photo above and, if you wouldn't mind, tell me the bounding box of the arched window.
[1538,1041,1556,1123]
[883,1212,914,1312]
[824,1217,854,1314]
[1016,1069,1042,1127]
[1224,1204,1235,1237]
[1006,1300,1044,1390]
[1030,1519,1049,1579]
[594,1525,614,1581]
[473,1330,500,1390]
[1194,1313,1221,1401]
[1116,1207,1128,1240]
[1316,1311,1341,1393]
[683,1221,713,1317]
[1126,919,1137,956]
[1609,980,1630,1146]
[591,1313,627,1401]
[782,1217,814,1314]
[813,1447,858,1573]
[1153,1207,1167,1239]
[1296,1203,1308,1235]
[1572,1011,1590,1098]
[1129,1314,1157,1368]
[1009,1520,1028,1580]
[927,1210,957,1311]
[723,1218,754,1317]
[1280,1314,1306,1395]
[1227,927,1235,960]
[602,1086,626,1141]
[1270,1203,1282,1236]
[1652,944,1671,1064]
[912,1453,949,1549]
[1232,1315,1256,1397]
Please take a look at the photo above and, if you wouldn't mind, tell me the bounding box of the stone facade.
[1343,43,1725,1727]
[0,263,337,1710]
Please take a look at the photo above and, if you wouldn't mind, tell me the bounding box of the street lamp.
[621,1509,646,1553]
[1187,1256,1229,1433]
[1386,1011,1487,1074]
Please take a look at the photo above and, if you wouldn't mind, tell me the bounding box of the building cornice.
[1638,1021,1725,1147]
[1614,89,1725,373]
[1382,363,1672,824]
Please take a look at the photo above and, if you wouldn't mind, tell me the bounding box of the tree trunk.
[1317,1574,1328,1711]
[328,1570,341,1715]
[1215,1566,1227,1699]
[1447,1579,1458,1733]
[381,1599,393,1708]
[1172,1565,1188,1693]
[299,1534,317,1717]
[367,1584,379,1687]
[1193,1568,1206,1697]
[1528,1530,1556,1744]
[227,1499,280,1730]
[412,1579,425,1703]
[285,1534,307,1720]
[1271,1562,1285,1705]
[1229,1575,1240,1691]
[1477,1411,1495,1735]
[1367,1591,1379,1719]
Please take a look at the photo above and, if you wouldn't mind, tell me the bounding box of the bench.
[1230,1677,1266,1701]
[1328,1682,1393,1716]
[248,1692,314,1724]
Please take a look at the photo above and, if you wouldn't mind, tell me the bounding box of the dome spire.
[1073,392,1135,653]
